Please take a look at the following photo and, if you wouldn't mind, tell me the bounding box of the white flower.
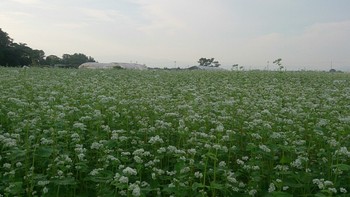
[148,135,164,144]
[335,147,350,157]
[242,156,249,161]
[119,176,129,184]
[219,161,226,168]
[157,147,166,154]
[291,158,303,169]
[340,188,347,193]
[248,189,257,196]
[227,172,237,183]
[187,148,197,155]
[119,190,127,196]
[194,171,203,179]
[78,153,85,161]
[73,122,86,130]
[3,163,11,169]
[43,187,49,194]
[90,142,102,150]
[168,183,175,188]
[37,180,50,186]
[236,159,244,165]
[328,188,337,194]
[134,156,143,164]
[216,124,224,132]
[16,162,22,168]
[324,180,333,186]
[89,168,103,176]
[212,144,221,150]
[252,165,260,170]
[131,185,141,197]
[251,133,262,140]
[312,179,325,189]
[180,167,190,174]
[268,183,275,193]
[259,144,271,153]
[123,167,137,176]
[283,186,289,191]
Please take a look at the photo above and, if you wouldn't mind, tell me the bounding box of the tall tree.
[0,28,13,66]
[30,49,46,65]
[1,28,97,67]
[198,57,221,67]
[61,53,96,68]
[273,58,284,71]
[0,29,46,66]
[0,28,12,47]
[45,55,61,66]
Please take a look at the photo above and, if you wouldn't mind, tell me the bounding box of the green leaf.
[8,149,26,161]
[331,164,350,171]
[279,156,290,164]
[7,182,23,195]
[264,191,293,197]
[315,193,327,197]
[53,177,77,185]
[206,152,218,161]
[210,182,224,190]
[35,146,54,158]
[192,182,206,191]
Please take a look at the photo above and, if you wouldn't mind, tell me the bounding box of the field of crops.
[0,67,350,197]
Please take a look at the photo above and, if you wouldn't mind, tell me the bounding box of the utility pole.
[331,60,333,70]
[267,61,270,71]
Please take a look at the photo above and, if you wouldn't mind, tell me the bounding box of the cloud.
[293,20,350,70]
[129,0,234,36]
[79,8,124,23]
[235,20,350,70]
[1,0,348,69]
[130,0,187,35]
[10,0,41,4]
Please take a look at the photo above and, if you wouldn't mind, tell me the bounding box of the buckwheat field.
[1,67,349,197]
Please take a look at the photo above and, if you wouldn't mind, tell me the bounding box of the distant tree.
[232,64,239,70]
[0,28,12,47]
[0,29,46,67]
[0,28,97,68]
[0,28,13,66]
[45,55,62,66]
[2,43,32,66]
[30,49,46,65]
[61,53,96,68]
[198,57,221,67]
[273,58,284,71]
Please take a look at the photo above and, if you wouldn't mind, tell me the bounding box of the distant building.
[188,66,225,70]
[79,62,148,70]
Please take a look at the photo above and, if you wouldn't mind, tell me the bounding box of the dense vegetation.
[0,28,95,67]
[0,68,349,196]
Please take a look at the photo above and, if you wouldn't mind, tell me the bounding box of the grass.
[0,67,350,196]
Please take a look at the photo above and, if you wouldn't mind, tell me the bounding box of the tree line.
[0,28,96,68]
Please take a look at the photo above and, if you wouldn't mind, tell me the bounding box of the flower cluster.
[0,68,349,196]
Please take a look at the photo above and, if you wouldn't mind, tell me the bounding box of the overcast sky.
[1,0,349,70]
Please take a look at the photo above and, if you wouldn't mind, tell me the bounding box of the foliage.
[273,58,284,71]
[0,68,350,196]
[61,53,96,68]
[198,57,221,67]
[0,28,95,67]
[0,28,45,67]
[45,55,62,66]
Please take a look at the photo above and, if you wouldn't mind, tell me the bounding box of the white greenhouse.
[79,62,148,70]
